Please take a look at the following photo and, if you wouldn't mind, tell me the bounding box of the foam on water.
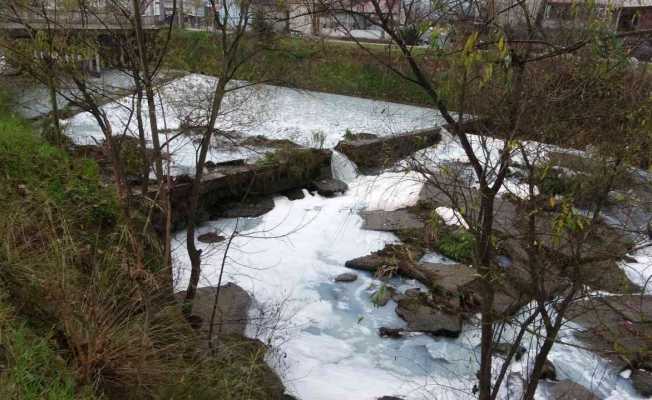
[620,244,652,293]
[64,73,441,174]
[172,170,643,400]
[51,72,645,399]
[331,150,359,183]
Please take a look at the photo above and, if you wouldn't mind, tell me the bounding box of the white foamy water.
[172,168,642,400]
[331,150,359,183]
[64,73,441,175]
[620,244,652,293]
[49,71,645,399]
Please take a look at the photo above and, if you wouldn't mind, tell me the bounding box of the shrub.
[400,25,422,46]
[436,229,475,263]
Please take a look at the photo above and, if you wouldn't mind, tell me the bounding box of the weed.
[436,229,475,263]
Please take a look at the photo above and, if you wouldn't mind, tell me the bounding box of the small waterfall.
[331,150,359,183]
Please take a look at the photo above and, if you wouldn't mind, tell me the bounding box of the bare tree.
[321,0,652,398]
[182,0,279,311]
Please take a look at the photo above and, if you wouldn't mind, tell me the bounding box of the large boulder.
[565,295,652,371]
[281,188,305,200]
[632,369,652,397]
[548,380,601,400]
[312,179,348,197]
[360,208,425,232]
[175,283,251,338]
[335,127,441,170]
[395,293,463,338]
[419,262,479,294]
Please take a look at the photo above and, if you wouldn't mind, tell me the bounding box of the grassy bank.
[166,30,436,106]
[0,93,286,400]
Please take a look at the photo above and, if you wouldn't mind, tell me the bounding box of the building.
[495,0,652,31]
[0,0,213,29]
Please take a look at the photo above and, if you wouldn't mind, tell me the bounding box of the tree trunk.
[47,68,63,145]
[477,191,497,400]
[132,0,173,278]
[184,80,228,311]
[134,80,150,197]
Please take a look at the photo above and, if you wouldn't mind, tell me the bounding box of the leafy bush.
[436,229,475,262]
[400,25,422,45]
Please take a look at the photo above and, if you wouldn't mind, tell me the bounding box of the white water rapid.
[331,150,360,183]
[173,170,642,400]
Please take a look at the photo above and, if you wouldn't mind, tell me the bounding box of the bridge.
[0,9,167,35]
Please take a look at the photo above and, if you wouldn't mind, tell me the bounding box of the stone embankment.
[165,148,331,230]
[162,127,443,230]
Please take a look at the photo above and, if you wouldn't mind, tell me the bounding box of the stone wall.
[168,148,332,230]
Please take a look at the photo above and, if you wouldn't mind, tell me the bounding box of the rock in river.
[197,232,226,244]
[493,342,527,361]
[632,369,652,397]
[312,178,348,197]
[176,282,251,337]
[541,359,557,381]
[360,208,424,232]
[344,244,425,274]
[547,380,601,400]
[395,293,462,338]
[378,327,404,338]
[334,272,358,282]
[217,197,275,218]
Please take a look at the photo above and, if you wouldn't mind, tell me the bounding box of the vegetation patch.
[0,93,286,400]
[435,229,475,263]
[0,293,98,400]
[166,30,435,106]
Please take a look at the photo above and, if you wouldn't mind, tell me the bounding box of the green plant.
[0,293,97,400]
[436,229,475,262]
[370,283,390,307]
[164,31,433,106]
[311,129,326,149]
[400,25,422,46]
